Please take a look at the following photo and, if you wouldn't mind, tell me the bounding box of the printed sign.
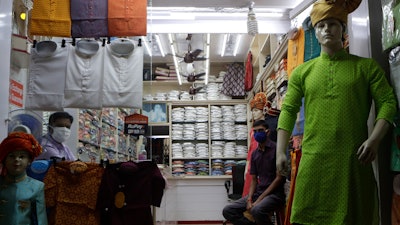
[9,79,23,108]
[124,113,148,136]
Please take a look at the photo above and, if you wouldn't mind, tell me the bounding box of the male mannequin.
[276,0,397,224]
[242,92,267,197]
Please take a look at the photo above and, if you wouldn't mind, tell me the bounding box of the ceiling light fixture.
[168,34,182,85]
[155,34,165,57]
[220,34,228,57]
[205,33,210,85]
[247,2,258,36]
[142,36,152,57]
[233,34,242,57]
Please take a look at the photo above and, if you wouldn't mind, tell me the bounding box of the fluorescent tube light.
[142,36,152,57]
[155,34,165,57]
[168,34,182,85]
[205,33,210,85]
[220,34,227,57]
[233,34,242,57]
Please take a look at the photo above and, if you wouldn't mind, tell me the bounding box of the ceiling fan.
[174,34,207,64]
[182,72,206,82]
[189,84,206,95]
[180,62,206,82]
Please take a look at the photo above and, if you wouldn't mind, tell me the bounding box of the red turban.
[0,132,42,163]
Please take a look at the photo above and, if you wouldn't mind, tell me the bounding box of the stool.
[274,206,285,225]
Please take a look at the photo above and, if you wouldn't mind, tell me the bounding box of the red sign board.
[9,79,23,108]
[124,113,148,136]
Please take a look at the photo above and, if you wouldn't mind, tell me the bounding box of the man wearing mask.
[36,112,76,161]
[223,120,285,225]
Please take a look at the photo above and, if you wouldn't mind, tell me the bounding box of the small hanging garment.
[96,161,166,225]
[44,161,104,225]
[103,38,143,108]
[244,51,253,91]
[26,41,68,111]
[70,0,108,38]
[221,63,245,97]
[29,0,71,37]
[303,16,321,62]
[287,27,305,77]
[107,0,147,36]
[64,39,104,109]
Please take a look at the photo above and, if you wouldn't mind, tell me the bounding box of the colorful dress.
[278,49,397,225]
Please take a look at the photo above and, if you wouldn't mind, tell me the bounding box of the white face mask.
[51,127,71,143]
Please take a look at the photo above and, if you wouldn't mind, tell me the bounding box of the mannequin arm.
[357,119,391,163]
[276,129,290,176]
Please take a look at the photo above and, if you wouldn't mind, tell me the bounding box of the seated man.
[223,120,285,225]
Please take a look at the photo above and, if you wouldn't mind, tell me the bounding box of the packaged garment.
[103,38,143,108]
[382,0,396,51]
[64,39,104,109]
[107,0,147,36]
[70,0,108,38]
[389,46,400,110]
[29,0,71,37]
[26,41,68,111]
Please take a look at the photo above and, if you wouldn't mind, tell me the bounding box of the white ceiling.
[145,0,309,65]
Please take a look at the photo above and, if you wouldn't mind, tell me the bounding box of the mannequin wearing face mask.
[35,112,76,161]
[242,92,267,197]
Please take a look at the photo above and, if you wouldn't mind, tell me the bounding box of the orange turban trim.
[250,92,267,110]
[0,132,42,163]
[310,0,362,27]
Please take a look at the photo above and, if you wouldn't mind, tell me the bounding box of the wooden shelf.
[247,35,288,100]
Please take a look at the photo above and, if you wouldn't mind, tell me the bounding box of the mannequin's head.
[250,92,267,121]
[252,108,264,121]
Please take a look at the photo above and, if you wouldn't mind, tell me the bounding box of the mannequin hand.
[276,150,288,176]
[356,138,379,164]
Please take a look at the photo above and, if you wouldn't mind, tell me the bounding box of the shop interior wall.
[350,0,394,224]
[367,0,394,224]
[0,1,13,140]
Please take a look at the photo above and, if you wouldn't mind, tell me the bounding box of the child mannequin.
[0,132,48,225]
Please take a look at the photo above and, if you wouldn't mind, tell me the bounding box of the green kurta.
[278,49,397,225]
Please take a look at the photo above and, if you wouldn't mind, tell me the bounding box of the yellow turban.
[310,0,362,27]
[250,92,267,110]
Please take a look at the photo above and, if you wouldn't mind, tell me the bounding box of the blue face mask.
[254,131,267,143]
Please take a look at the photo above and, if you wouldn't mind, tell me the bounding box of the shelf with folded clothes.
[168,101,249,177]
[247,34,288,101]
[78,108,139,163]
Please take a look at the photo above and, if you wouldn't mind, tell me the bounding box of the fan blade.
[196,86,205,92]
[193,57,207,61]
[192,49,203,57]
[167,53,184,58]
[195,72,206,78]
